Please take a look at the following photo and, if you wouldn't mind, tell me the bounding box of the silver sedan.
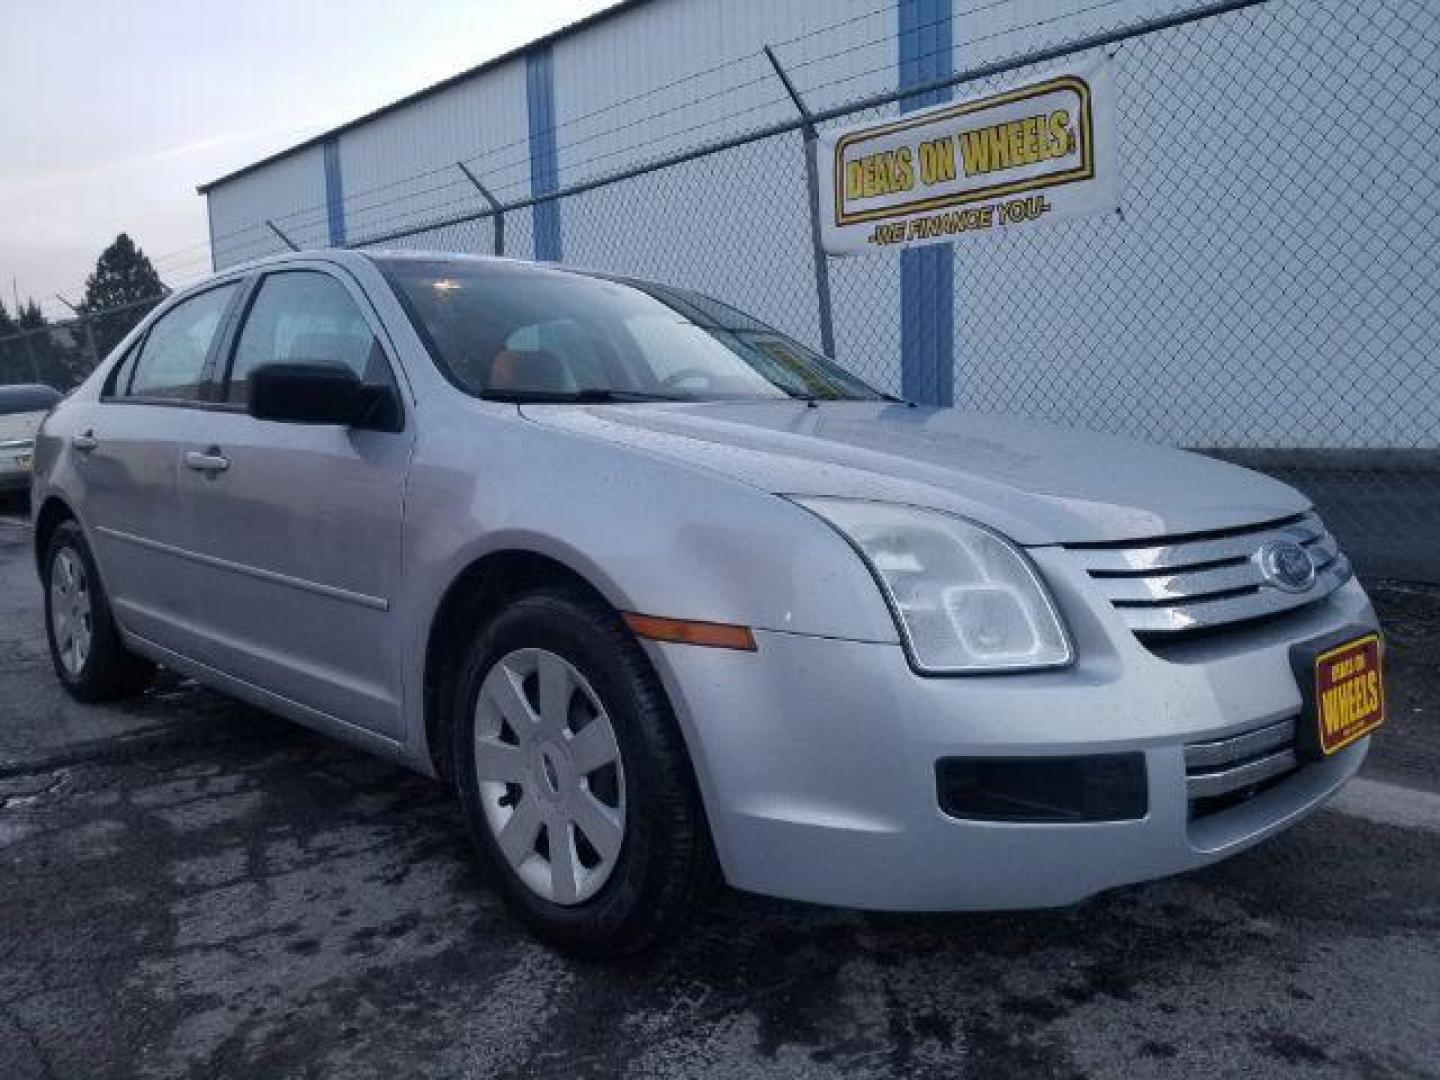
[30,251,1380,955]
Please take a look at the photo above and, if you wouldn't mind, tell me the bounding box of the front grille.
[1067,513,1352,638]
[1185,718,1301,818]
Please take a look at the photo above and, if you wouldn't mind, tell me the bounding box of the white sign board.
[817,56,1117,256]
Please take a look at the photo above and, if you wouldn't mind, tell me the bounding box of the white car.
[0,384,60,497]
[31,252,1384,956]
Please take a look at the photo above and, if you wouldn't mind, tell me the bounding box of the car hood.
[0,411,44,443]
[518,401,1309,545]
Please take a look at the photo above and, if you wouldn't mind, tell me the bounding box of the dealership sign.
[817,57,1117,256]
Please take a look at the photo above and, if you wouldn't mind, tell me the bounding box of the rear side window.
[104,342,141,398]
[226,271,386,404]
[126,284,238,400]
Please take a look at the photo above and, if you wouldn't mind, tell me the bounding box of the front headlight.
[793,498,1072,674]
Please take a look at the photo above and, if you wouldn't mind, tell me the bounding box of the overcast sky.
[0,0,614,319]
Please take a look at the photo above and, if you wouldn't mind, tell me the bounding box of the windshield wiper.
[480,388,687,403]
[784,391,902,404]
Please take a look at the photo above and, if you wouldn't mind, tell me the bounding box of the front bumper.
[0,460,33,492]
[0,442,34,492]
[644,555,1378,911]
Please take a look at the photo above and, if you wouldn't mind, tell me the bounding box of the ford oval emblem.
[1255,540,1316,593]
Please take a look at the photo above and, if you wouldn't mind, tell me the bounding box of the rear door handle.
[184,449,230,474]
[72,431,98,453]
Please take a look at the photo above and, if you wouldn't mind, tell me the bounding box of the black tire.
[452,585,714,958]
[43,519,155,702]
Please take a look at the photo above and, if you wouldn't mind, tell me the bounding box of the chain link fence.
[4,0,1435,579]
[928,0,1439,581]
[0,296,163,393]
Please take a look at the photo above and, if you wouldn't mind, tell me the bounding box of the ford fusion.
[30,252,1383,955]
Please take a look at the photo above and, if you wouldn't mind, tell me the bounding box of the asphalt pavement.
[1,509,1437,1079]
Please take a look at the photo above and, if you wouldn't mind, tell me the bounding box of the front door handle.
[73,431,98,453]
[184,449,230,474]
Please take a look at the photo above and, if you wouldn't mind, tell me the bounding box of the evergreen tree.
[0,301,17,384]
[79,234,167,314]
[13,299,67,386]
[80,234,168,360]
[17,299,47,330]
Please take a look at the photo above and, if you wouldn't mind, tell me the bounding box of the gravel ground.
[1,512,1437,1079]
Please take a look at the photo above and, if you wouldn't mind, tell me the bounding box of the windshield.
[376,257,884,402]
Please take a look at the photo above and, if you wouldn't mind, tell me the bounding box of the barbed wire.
[320,2,1216,253]
[153,0,1144,270]
[212,1,1183,268]
[10,0,1258,325]
[2,0,1271,342]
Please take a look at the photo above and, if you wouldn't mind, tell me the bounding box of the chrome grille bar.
[1187,748,1300,799]
[1185,718,1302,803]
[1115,556,1351,633]
[1071,516,1324,574]
[1184,718,1296,770]
[1068,513,1352,637]
[1093,558,1268,602]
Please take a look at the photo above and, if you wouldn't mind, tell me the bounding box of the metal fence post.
[22,331,40,384]
[764,45,836,359]
[77,316,100,385]
[457,162,506,256]
[55,293,99,385]
[266,220,300,252]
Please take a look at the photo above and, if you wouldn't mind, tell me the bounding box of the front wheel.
[452,586,714,957]
[43,520,154,702]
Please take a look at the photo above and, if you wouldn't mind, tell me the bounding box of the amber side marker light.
[622,613,757,651]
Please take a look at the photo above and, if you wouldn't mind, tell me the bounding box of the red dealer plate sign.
[1312,633,1385,756]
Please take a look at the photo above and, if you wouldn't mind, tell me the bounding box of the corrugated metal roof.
[197,0,652,194]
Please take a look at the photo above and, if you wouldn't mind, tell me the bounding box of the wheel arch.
[33,495,79,576]
[421,547,628,783]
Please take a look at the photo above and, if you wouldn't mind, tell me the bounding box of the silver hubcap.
[50,548,93,677]
[473,648,626,906]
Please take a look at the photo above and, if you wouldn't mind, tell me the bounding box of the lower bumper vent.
[937,754,1147,823]
[1185,718,1301,818]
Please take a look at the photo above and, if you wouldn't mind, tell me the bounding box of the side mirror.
[247,363,401,431]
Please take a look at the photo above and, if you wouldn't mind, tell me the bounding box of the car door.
[178,265,413,739]
[78,281,242,652]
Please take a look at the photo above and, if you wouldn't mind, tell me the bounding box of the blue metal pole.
[527,45,563,262]
[898,0,955,406]
[323,136,346,247]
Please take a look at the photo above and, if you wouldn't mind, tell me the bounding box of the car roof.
[0,383,62,414]
[213,248,588,282]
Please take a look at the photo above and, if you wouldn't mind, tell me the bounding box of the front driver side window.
[226,270,388,405]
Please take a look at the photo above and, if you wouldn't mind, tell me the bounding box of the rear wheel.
[43,520,154,702]
[452,586,713,957]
